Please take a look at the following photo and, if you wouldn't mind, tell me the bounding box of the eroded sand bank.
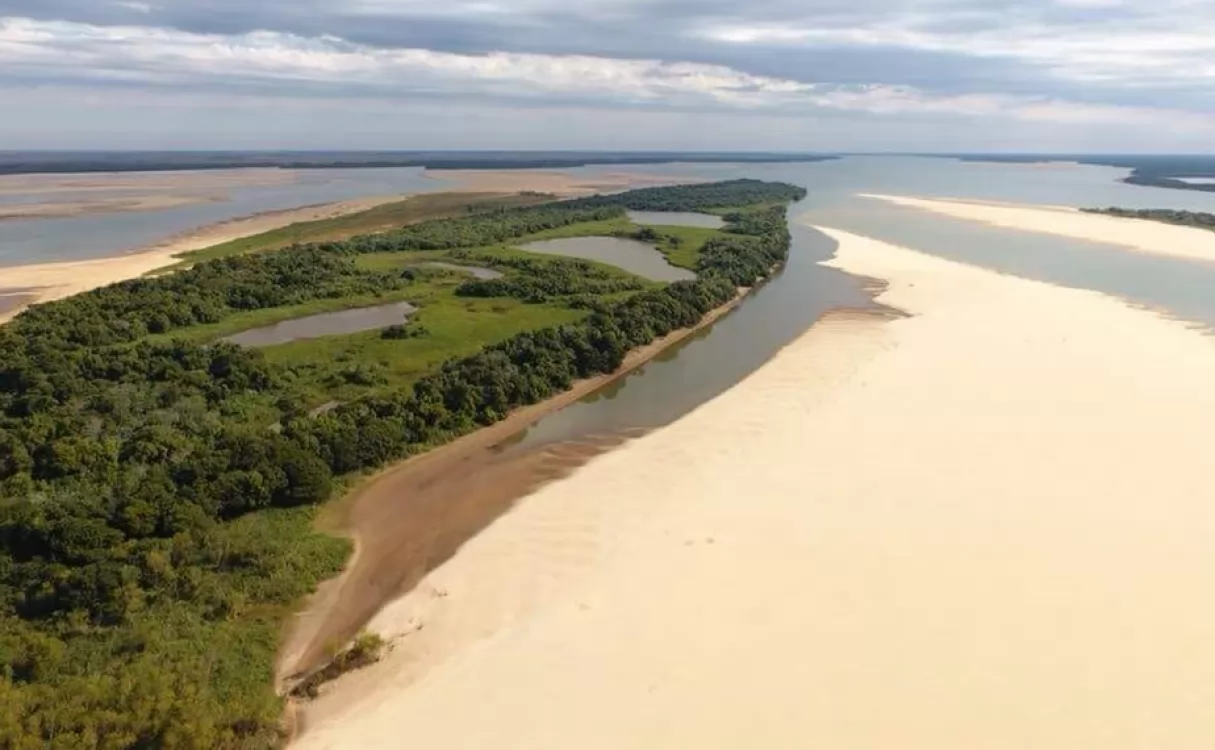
[863,192,1215,263]
[295,228,1215,749]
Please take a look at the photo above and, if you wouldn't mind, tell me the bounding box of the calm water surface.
[518,236,695,282]
[419,262,503,280]
[223,301,416,348]
[626,211,724,228]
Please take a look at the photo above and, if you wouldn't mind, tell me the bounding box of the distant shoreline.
[0,152,837,177]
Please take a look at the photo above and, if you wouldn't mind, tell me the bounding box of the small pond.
[419,262,503,280]
[517,237,695,282]
[627,210,725,229]
[223,301,417,348]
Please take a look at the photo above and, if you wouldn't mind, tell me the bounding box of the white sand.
[862,192,1215,264]
[293,228,1215,749]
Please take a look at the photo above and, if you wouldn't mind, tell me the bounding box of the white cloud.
[695,3,1215,86]
[0,15,1211,137]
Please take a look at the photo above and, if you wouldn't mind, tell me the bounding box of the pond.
[419,262,503,280]
[627,211,725,229]
[223,301,417,348]
[517,236,695,282]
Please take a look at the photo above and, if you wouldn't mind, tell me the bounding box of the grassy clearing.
[263,291,585,402]
[643,225,719,269]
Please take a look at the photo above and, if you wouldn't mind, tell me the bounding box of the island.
[0,179,806,746]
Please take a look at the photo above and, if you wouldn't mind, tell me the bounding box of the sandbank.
[294,229,1215,749]
[0,194,422,323]
[425,169,698,196]
[0,167,295,196]
[862,192,1215,263]
[0,194,224,221]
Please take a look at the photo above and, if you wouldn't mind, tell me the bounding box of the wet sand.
[278,291,749,686]
[862,192,1215,263]
[294,229,1215,749]
[0,167,295,196]
[0,194,226,221]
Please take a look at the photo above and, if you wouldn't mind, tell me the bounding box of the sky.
[1,0,1212,152]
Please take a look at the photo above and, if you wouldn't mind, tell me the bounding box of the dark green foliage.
[452,253,646,304]
[1081,207,1215,230]
[0,179,802,747]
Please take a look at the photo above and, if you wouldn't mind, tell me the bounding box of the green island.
[1081,207,1215,230]
[0,179,805,748]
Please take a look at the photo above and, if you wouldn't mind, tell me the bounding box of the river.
[505,156,1215,450]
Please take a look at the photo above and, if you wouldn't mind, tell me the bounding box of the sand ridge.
[861,192,1215,263]
[293,228,1215,749]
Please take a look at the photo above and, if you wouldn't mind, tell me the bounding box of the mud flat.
[862,192,1215,263]
[294,229,1215,749]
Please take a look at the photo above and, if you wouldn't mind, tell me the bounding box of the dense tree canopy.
[0,179,805,747]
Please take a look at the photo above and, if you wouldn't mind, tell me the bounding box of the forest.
[1082,207,1215,230]
[0,179,805,748]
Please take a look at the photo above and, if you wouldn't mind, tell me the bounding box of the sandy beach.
[862,193,1215,263]
[293,228,1215,749]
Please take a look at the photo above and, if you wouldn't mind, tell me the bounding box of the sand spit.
[0,194,419,323]
[425,169,699,196]
[0,194,227,221]
[294,229,1215,749]
[0,167,296,196]
[862,192,1215,263]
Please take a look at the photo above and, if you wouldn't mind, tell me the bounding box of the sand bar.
[862,192,1215,263]
[295,229,1215,749]
[425,169,698,196]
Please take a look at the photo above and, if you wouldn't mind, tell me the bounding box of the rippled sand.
[293,227,1215,749]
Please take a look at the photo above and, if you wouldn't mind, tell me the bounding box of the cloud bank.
[1,0,1211,150]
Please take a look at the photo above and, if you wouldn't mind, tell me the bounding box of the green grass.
[643,225,719,269]
[156,192,553,271]
[263,291,586,403]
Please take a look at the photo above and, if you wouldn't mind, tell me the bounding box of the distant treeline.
[0,179,805,747]
[1082,207,1215,229]
[0,151,835,176]
[948,153,1215,194]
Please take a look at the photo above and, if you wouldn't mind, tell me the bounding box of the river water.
[507,156,1215,448]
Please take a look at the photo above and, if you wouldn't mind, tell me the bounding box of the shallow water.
[223,301,417,348]
[419,262,503,280]
[517,236,695,282]
[626,210,724,228]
